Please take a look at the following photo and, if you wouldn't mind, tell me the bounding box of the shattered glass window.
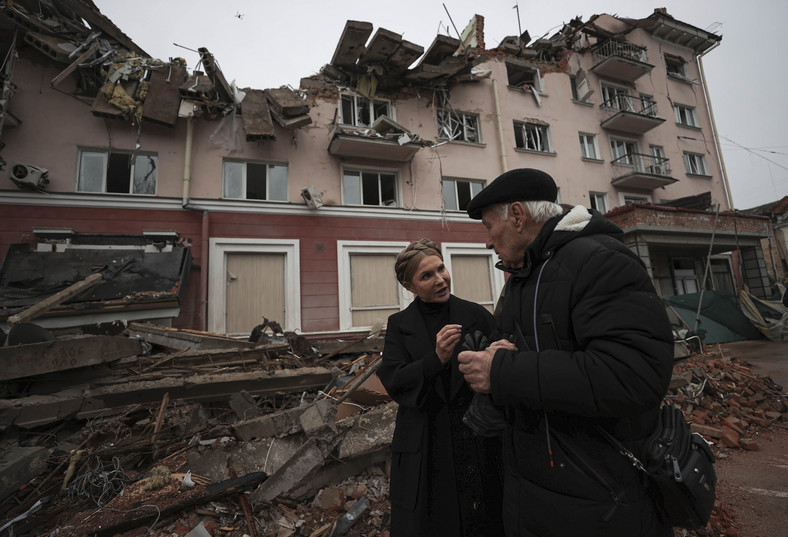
[683,152,708,175]
[437,110,480,143]
[132,155,157,195]
[77,149,157,194]
[339,94,391,127]
[514,122,551,152]
[674,104,698,127]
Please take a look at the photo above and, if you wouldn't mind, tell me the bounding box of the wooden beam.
[50,40,100,88]
[7,272,102,325]
[0,335,143,381]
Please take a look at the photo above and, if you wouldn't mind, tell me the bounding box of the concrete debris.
[0,318,784,537]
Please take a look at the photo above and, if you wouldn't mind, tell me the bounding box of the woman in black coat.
[378,238,507,537]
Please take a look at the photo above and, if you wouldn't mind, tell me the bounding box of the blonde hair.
[394,238,443,285]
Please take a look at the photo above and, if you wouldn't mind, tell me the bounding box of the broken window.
[343,169,397,207]
[589,191,609,213]
[601,83,633,111]
[340,94,391,127]
[683,152,709,176]
[570,70,594,103]
[222,161,288,201]
[437,109,481,143]
[665,54,690,81]
[442,178,484,211]
[674,104,698,127]
[639,94,657,117]
[649,145,669,175]
[505,62,543,91]
[77,149,157,195]
[610,137,638,166]
[579,132,600,159]
[513,121,552,152]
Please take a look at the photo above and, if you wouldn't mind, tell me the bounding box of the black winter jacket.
[489,206,674,537]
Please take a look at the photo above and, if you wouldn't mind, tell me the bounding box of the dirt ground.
[713,427,788,537]
[710,341,788,537]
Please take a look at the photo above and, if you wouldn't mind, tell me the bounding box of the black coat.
[379,295,503,537]
[490,207,674,537]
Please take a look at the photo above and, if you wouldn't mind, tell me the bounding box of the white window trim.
[589,191,609,212]
[609,136,640,164]
[208,238,301,334]
[673,104,698,127]
[579,132,601,160]
[441,242,505,309]
[514,121,553,153]
[339,93,394,126]
[617,191,653,206]
[76,148,158,195]
[337,240,410,331]
[437,109,482,143]
[340,164,401,207]
[442,177,484,212]
[683,151,709,176]
[222,159,289,202]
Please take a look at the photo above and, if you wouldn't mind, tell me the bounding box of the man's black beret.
[466,168,558,219]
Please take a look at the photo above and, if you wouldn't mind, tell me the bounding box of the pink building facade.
[0,4,772,336]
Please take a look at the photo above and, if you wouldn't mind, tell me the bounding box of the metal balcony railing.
[601,94,659,117]
[611,152,671,176]
[594,40,648,63]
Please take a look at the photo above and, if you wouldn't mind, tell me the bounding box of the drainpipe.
[182,117,194,206]
[200,210,209,331]
[697,42,734,209]
[492,78,508,174]
[180,116,209,331]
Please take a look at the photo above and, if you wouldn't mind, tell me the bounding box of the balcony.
[591,40,653,82]
[328,116,424,162]
[600,95,665,135]
[611,152,677,190]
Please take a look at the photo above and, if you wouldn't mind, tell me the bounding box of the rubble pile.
[668,344,787,537]
[0,328,785,537]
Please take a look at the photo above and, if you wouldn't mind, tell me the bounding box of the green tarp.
[663,291,765,344]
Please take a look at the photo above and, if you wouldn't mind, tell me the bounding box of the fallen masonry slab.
[0,334,142,381]
[251,438,325,505]
[0,446,49,502]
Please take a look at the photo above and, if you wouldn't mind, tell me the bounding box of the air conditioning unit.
[301,186,324,209]
[8,162,49,191]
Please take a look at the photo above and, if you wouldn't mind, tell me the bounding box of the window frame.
[683,151,710,176]
[341,166,400,207]
[513,120,553,153]
[76,148,158,195]
[441,242,505,312]
[337,240,411,331]
[339,93,392,127]
[609,136,639,166]
[222,159,289,201]
[665,54,691,81]
[674,104,698,127]
[619,192,653,206]
[589,191,609,213]
[437,109,482,143]
[442,177,485,212]
[579,132,601,160]
[600,82,632,111]
[505,61,544,92]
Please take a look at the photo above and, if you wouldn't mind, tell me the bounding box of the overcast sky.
[94,0,787,211]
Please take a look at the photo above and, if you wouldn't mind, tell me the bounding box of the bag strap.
[595,424,648,474]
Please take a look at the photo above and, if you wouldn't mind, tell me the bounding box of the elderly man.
[458,168,674,537]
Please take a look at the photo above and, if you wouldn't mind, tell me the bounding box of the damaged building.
[0,1,776,339]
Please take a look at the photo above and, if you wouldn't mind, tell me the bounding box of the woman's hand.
[435,324,462,364]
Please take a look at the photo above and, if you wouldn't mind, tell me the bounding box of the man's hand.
[458,347,495,393]
[458,339,516,393]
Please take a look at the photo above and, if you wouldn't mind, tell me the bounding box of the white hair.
[493,200,564,223]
